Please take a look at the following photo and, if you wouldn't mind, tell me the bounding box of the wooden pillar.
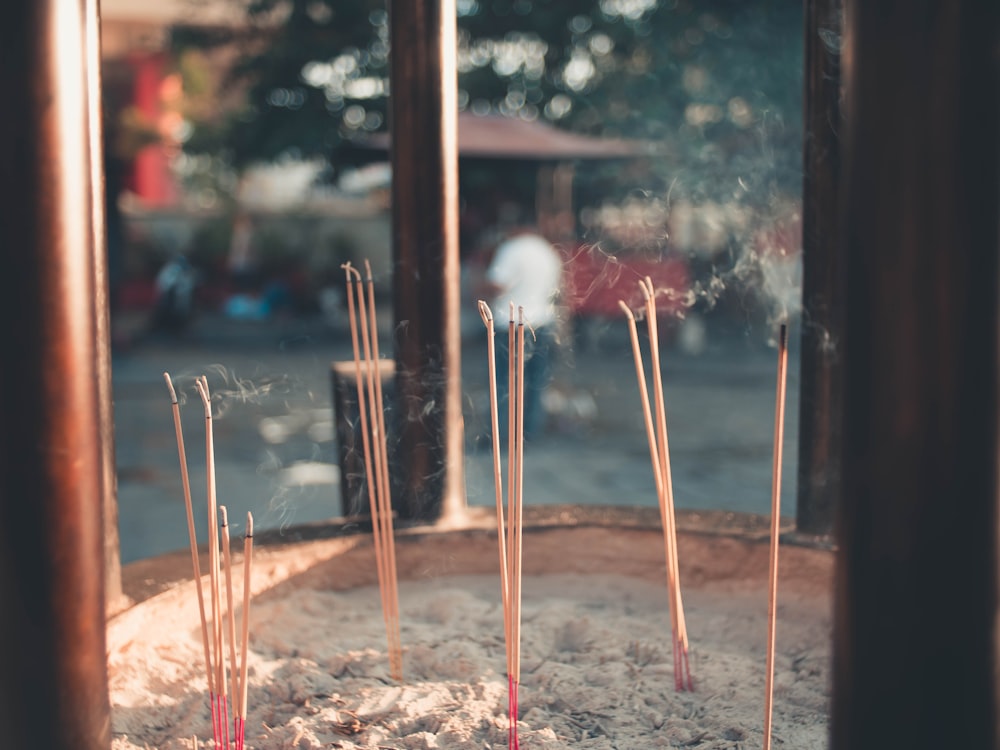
[833,2,999,748]
[795,0,843,536]
[388,0,465,521]
[0,1,112,748]
[85,0,123,614]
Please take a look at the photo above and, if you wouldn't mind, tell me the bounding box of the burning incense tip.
[246,512,254,537]
[163,372,178,404]
[617,300,635,321]
[478,300,494,325]
[518,306,525,325]
[220,505,228,528]
[364,259,374,280]
[195,377,212,417]
[778,323,788,348]
[509,300,515,323]
[341,262,361,281]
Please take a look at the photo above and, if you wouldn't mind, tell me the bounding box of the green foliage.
[173,0,387,166]
[172,0,803,200]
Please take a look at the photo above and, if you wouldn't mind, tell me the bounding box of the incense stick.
[645,276,694,691]
[480,299,522,749]
[512,307,526,679]
[195,376,227,746]
[642,277,692,691]
[342,264,388,616]
[763,323,789,750]
[478,301,511,660]
[482,300,525,750]
[620,280,692,693]
[163,373,215,728]
[617,298,680,651]
[343,265,389,631]
[343,262,402,682]
[172,373,253,748]
[621,292,679,683]
[220,505,240,748]
[506,301,516,687]
[237,512,254,750]
[510,303,518,750]
[509,306,527,750]
[364,260,403,682]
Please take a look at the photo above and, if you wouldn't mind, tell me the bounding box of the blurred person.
[478,212,563,441]
[223,213,272,320]
[150,254,196,334]
[227,213,258,290]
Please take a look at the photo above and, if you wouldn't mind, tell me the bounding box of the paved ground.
[112,312,800,563]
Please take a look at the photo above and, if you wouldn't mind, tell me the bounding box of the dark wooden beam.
[388,0,465,521]
[796,0,842,536]
[833,2,999,747]
[0,1,112,748]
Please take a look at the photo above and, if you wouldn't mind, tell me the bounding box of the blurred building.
[101,0,240,206]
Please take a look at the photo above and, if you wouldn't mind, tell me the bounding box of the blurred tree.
[172,0,802,200]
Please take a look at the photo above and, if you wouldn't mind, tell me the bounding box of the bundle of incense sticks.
[478,300,525,750]
[763,323,789,750]
[618,278,694,692]
[342,261,403,682]
[164,373,255,749]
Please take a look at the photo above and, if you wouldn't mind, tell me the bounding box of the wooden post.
[388,0,465,522]
[795,0,842,537]
[85,0,124,614]
[833,2,999,747]
[0,1,112,748]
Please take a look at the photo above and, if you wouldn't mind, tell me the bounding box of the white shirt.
[486,232,562,328]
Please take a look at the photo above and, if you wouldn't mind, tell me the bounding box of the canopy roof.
[361,112,657,160]
[102,0,243,25]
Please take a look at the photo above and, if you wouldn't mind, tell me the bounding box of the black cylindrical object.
[796,0,843,536]
[388,0,465,522]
